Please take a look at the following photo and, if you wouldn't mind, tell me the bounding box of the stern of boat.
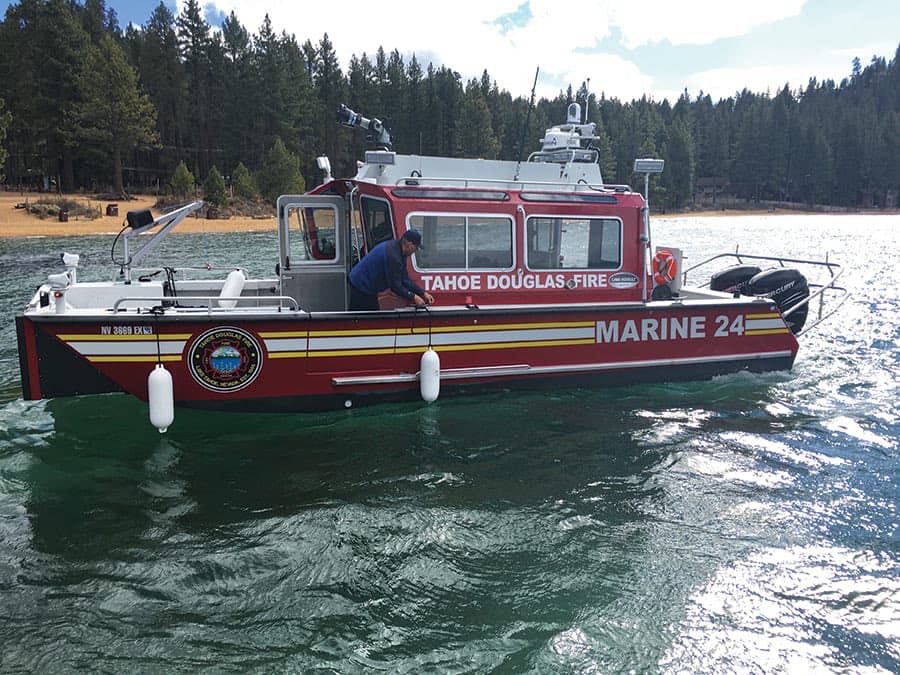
[16,315,125,401]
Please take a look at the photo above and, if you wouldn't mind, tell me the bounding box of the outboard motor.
[748,268,810,334]
[709,265,761,294]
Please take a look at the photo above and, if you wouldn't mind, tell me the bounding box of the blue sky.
[2,0,897,102]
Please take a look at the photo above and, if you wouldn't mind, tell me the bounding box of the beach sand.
[0,192,276,238]
[0,191,852,238]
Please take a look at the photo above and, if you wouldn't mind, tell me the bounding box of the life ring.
[652,249,677,285]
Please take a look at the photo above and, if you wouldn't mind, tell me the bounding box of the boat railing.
[111,295,300,313]
[682,248,849,336]
[394,175,632,193]
[526,148,600,164]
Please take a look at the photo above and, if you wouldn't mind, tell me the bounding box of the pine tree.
[221,11,252,172]
[384,49,408,149]
[256,138,305,203]
[405,55,427,155]
[203,165,227,206]
[311,34,347,171]
[70,33,158,196]
[232,162,258,199]
[171,160,195,197]
[251,14,282,163]
[177,0,216,176]
[662,116,695,208]
[276,29,316,178]
[456,82,499,159]
[138,3,185,174]
[81,0,116,43]
[0,0,90,191]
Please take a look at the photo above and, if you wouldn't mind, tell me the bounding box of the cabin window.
[526,216,621,270]
[290,205,338,262]
[361,196,394,251]
[409,213,514,270]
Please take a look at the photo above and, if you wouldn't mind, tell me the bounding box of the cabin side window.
[361,197,394,251]
[409,213,514,270]
[290,205,338,262]
[526,217,621,270]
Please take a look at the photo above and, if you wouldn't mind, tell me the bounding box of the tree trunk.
[62,148,75,193]
[113,145,124,197]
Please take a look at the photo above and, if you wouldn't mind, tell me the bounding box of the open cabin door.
[277,195,348,311]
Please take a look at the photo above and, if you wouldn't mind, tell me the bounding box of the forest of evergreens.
[0,0,898,209]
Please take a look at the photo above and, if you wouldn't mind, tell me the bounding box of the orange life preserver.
[652,249,677,285]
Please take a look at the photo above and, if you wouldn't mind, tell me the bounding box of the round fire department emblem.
[189,326,262,392]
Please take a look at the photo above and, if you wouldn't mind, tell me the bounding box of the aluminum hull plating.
[17,299,798,412]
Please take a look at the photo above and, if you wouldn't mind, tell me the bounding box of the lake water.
[1,215,898,672]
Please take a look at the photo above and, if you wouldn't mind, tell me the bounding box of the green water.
[1,216,898,672]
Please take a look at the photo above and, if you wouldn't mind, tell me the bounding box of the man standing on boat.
[348,229,435,310]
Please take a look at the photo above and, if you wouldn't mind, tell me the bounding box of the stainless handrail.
[682,250,843,278]
[682,248,849,336]
[112,295,300,312]
[392,175,627,192]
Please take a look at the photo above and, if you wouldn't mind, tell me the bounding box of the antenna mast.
[514,66,540,181]
[584,77,591,122]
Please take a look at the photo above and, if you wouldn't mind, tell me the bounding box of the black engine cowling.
[748,268,809,334]
[709,265,761,294]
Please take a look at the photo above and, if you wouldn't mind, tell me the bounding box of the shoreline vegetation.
[1,191,897,238]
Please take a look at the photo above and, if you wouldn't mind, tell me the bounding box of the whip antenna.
[514,66,540,182]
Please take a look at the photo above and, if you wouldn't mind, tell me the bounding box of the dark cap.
[402,229,424,249]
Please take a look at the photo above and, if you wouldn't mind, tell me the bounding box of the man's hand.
[423,292,435,305]
[413,294,427,307]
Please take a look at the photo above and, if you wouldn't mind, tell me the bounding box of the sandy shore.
[0,191,880,238]
[0,192,276,237]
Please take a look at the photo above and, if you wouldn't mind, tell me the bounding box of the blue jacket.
[349,239,425,300]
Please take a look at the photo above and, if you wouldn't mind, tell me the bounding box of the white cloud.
[684,47,871,101]
[190,0,812,101]
[594,0,807,48]
[683,65,808,100]
[833,41,899,63]
[505,0,806,50]
[536,54,655,102]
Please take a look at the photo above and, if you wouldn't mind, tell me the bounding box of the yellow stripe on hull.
[744,328,791,336]
[86,355,183,363]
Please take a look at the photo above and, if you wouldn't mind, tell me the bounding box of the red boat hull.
[17,301,798,412]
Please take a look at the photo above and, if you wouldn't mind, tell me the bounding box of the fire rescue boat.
[15,103,847,432]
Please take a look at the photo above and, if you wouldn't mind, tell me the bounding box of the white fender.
[419,348,440,403]
[148,364,174,433]
[218,269,246,308]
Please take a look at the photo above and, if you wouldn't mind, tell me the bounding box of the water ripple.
[0,217,898,671]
